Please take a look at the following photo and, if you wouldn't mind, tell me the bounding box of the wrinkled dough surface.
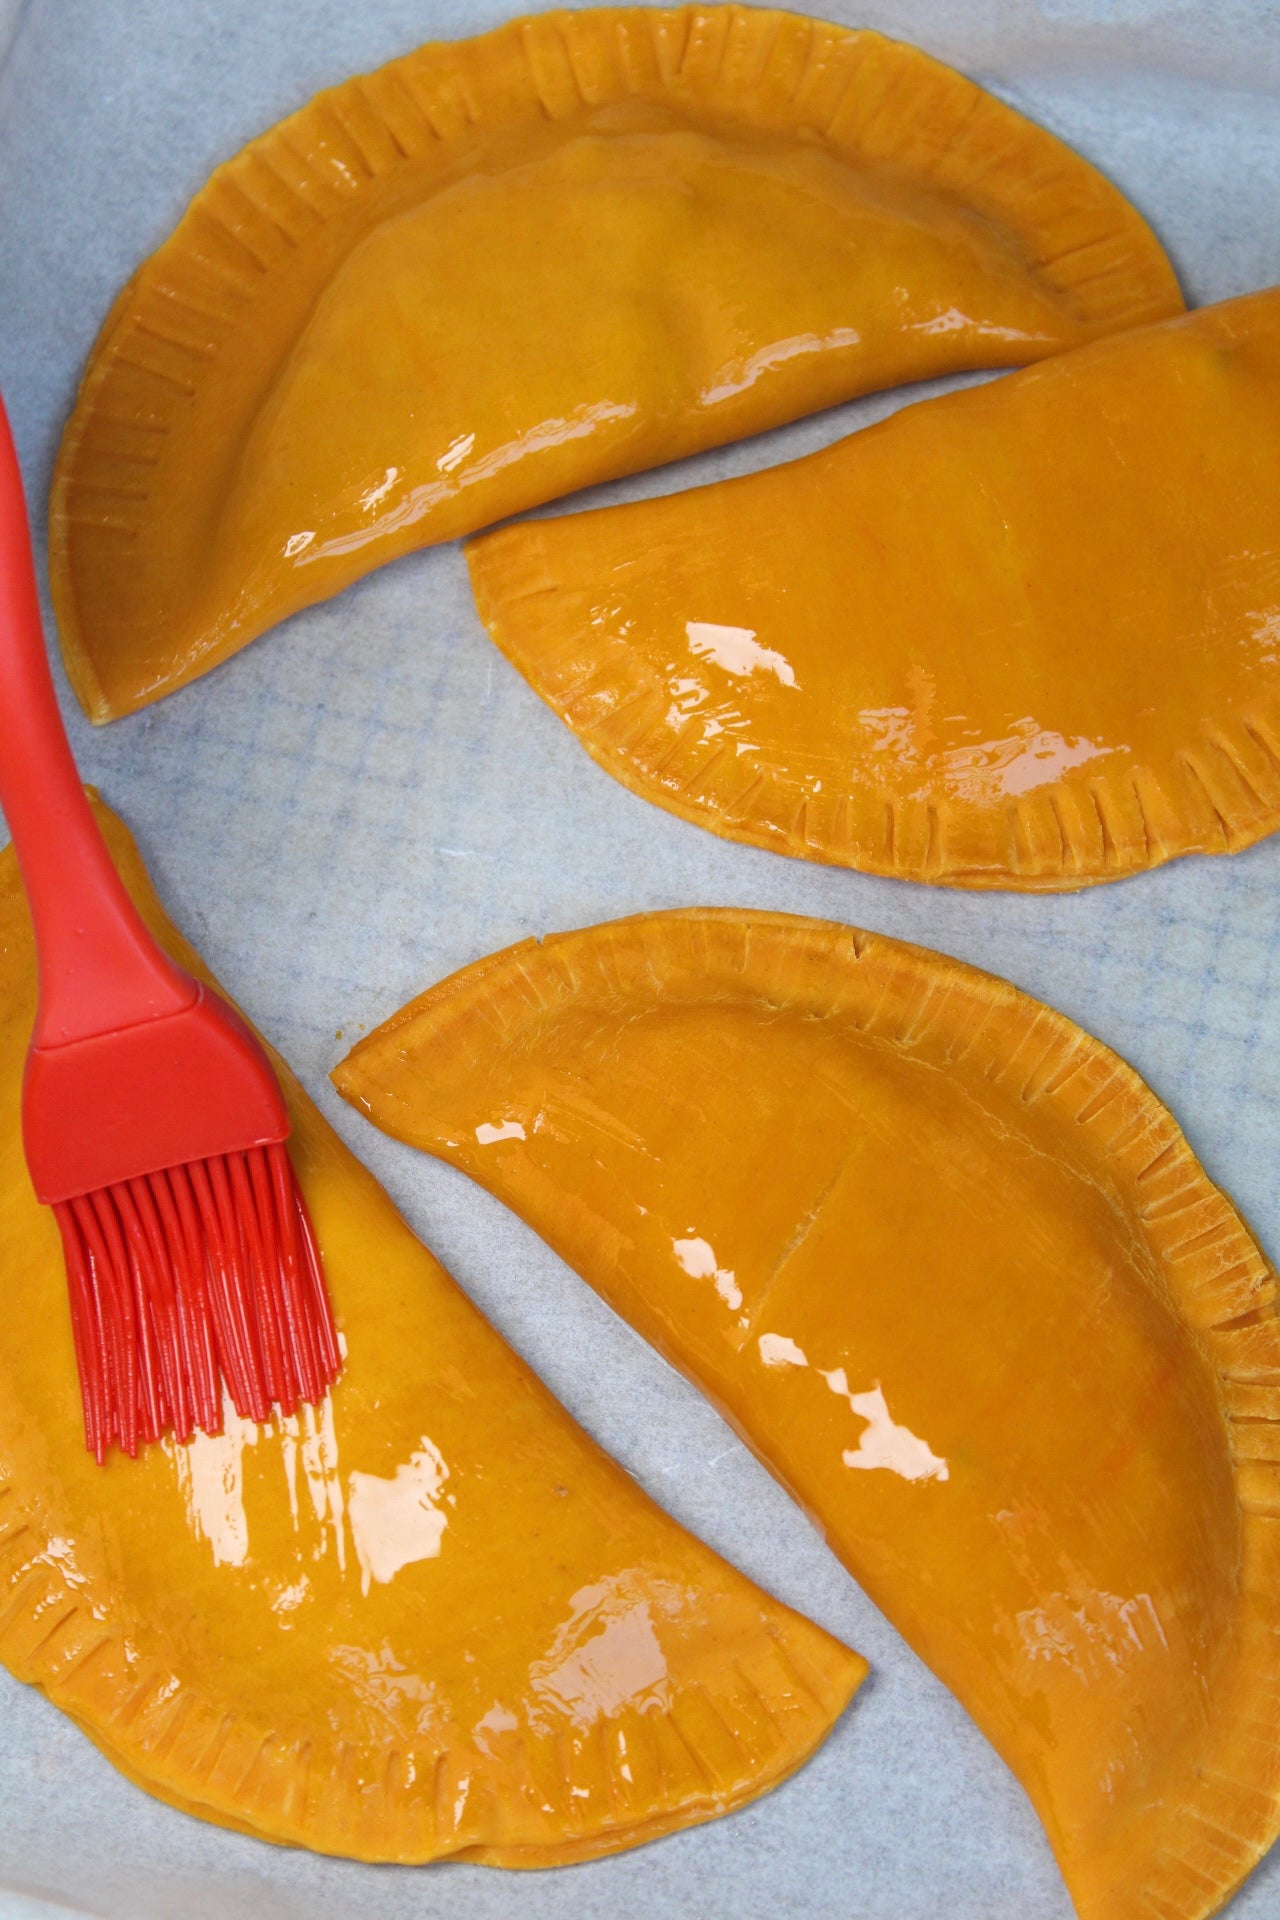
[227,125,1086,586]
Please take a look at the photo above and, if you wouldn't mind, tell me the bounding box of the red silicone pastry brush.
[0,392,341,1461]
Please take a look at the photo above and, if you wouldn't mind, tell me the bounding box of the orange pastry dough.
[0,815,864,1863]
[49,6,1180,721]
[336,908,1280,1919]
[468,288,1280,890]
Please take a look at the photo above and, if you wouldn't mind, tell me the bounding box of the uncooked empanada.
[469,288,1280,888]
[0,818,863,1863]
[50,6,1180,720]
[336,908,1280,1917]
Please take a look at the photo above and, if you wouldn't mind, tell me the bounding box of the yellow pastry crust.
[468,289,1280,890]
[337,908,1280,1918]
[0,816,864,1863]
[49,5,1180,721]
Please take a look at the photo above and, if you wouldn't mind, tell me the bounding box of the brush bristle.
[52,1142,342,1463]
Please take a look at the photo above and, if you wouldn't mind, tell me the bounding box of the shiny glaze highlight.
[336,909,1280,1919]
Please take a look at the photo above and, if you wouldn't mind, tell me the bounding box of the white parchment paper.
[1,3,1279,1915]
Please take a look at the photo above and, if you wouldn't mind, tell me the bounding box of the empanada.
[50,6,1180,720]
[0,819,863,1863]
[468,289,1280,888]
[337,908,1280,1917]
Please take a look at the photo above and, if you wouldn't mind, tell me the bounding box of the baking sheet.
[1,2,1279,1914]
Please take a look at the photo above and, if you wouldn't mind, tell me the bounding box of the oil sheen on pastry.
[335,908,1280,1918]
[468,289,1280,890]
[0,819,864,1864]
[50,6,1181,721]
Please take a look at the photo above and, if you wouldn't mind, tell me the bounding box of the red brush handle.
[0,392,195,1047]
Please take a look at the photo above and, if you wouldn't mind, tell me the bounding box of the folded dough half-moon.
[336,908,1280,1917]
[50,6,1180,720]
[0,817,863,1863]
[468,289,1280,889]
